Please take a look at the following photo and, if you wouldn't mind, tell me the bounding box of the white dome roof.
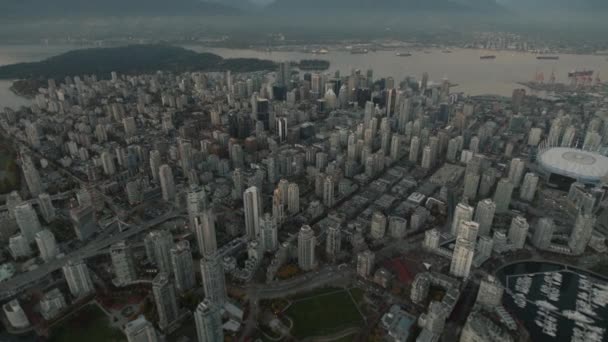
[538,147,608,183]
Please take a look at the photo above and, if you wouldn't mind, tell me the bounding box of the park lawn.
[349,288,365,305]
[286,289,363,339]
[49,304,126,342]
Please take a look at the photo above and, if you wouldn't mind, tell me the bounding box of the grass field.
[285,288,364,339]
[49,304,125,342]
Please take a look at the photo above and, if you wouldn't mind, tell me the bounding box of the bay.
[0,44,607,109]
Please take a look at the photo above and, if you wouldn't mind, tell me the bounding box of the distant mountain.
[0,0,241,17]
[265,0,502,13]
[498,0,608,11]
[0,45,276,80]
[452,0,503,12]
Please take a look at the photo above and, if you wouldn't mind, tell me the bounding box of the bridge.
[0,190,74,212]
[0,211,181,300]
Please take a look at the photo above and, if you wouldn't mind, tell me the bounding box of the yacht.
[542,320,558,337]
[515,276,533,294]
[514,293,527,308]
[536,300,558,312]
[562,310,594,324]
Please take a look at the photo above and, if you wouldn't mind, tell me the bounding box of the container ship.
[568,70,594,77]
[350,48,369,54]
[537,56,560,60]
[480,55,496,60]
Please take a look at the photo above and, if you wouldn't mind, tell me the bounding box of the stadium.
[537,146,608,187]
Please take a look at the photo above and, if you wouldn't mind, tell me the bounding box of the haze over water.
[0,43,607,108]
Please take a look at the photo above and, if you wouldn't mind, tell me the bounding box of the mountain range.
[497,0,608,11]
[0,0,241,17]
[265,0,500,13]
[1,0,606,17]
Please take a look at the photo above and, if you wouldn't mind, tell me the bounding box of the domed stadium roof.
[538,147,608,184]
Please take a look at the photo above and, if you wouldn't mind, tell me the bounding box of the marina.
[500,262,608,342]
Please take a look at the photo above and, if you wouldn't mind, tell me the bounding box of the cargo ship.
[480,55,496,60]
[395,52,412,57]
[537,56,560,60]
[350,48,369,54]
[568,70,594,77]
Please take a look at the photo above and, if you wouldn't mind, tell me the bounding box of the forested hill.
[0,45,277,80]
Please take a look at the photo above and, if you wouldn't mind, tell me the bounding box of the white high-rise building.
[187,185,207,230]
[421,146,432,169]
[21,154,43,196]
[325,225,342,261]
[532,218,554,250]
[123,117,137,137]
[144,230,174,274]
[37,193,56,223]
[287,183,300,214]
[194,299,224,342]
[200,256,227,306]
[63,260,95,298]
[370,211,387,240]
[477,236,494,259]
[110,241,137,286]
[124,316,159,342]
[508,216,529,249]
[35,229,58,262]
[179,141,193,171]
[357,250,375,278]
[493,178,514,213]
[463,172,480,200]
[569,212,596,255]
[458,221,480,243]
[520,172,539,202]
[424,229,441,250]
[450,237,475,278]
[232,168,244,200]
[451,202,474,236]
[101,151,116,175]
[323,176,335,208]
[298,225,316,271]
[507,158,526,188]
[194,210,217,258]
[171,241,196,293]
[152,272,179,331]
[159,164,176,202]
[260,213,278,252]
[474,199,496,237]
[243,186,262,240]
[388,216,407,239]
[14,202,42,242]
[409,136,420,163]
[528,127,542,146]
[149,150,162,183]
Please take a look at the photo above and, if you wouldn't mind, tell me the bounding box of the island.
[0,44,277,82]
[295,59,331,71]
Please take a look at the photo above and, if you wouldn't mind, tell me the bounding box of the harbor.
[499,262,608,342]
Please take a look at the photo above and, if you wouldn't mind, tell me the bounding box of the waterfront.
[190,46,608,97]
[0,44,607,108]
[497,262,608,342]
